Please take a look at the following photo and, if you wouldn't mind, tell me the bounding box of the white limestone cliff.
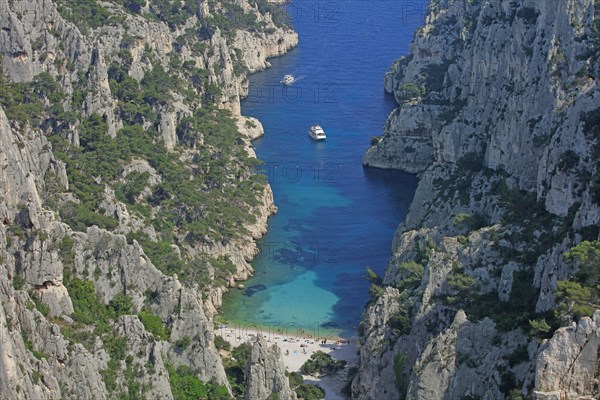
[354,0,600,398]
[0,0,298,398]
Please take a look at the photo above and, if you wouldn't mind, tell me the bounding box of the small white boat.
[280,74,295,85]
[309,125,327,141]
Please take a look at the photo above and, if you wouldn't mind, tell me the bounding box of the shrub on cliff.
[56,0,111,31]
[396,261,424,291]
[287,371,326,400]
[69,278,108,325]
[300,351,346,376]
[528,318,552,339]
[214,335,231,351]
[166,364,230,400]
[295,383,326,400]
[453,213,488,232]
[139,309,169,340]
[365,267,382,285]
[397,83,425,102]
[556,241,600,320]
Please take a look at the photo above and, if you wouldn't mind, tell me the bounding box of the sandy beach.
[215,325,358,399]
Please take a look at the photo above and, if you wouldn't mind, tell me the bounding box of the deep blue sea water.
[222,0,427,338]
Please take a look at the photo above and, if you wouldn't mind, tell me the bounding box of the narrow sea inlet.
[222,0,427,338]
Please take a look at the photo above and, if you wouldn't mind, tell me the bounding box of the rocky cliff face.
[0,0,297,398]
[535,311,600,399]
[243,335,297,400]
[356,0,600,398]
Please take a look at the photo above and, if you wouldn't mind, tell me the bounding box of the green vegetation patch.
[393,353,408,396]
[556,241,600,320]
[166,364,230,400]
[139,309,169,340]
[294,384,326,400]
[462,270,542,332]
[300,351,347,376]
[453,213,488,232]
[50,107,263,287]
[214,335,231,351]
[55,0,121,32]
[397,82,425,102]
[223,342,252,397]
[287,371,326,400]
[491,180,576,266]
[0,72,63,127]
[22,332,46,360]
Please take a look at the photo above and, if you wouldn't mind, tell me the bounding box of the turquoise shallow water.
[222,0,427,338]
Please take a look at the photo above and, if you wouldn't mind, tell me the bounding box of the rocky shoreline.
[202,13,300,311]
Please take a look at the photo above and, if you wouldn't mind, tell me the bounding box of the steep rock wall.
[0,0,298,398]
[355,0,600,398]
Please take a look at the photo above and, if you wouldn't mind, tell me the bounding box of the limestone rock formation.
[0,0,297,398]
[244,335,297,400]
[354,0,600,398]
[535,311,600,399]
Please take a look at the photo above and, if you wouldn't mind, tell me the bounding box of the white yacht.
[308,125,327,141]
[280,74,295,85]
